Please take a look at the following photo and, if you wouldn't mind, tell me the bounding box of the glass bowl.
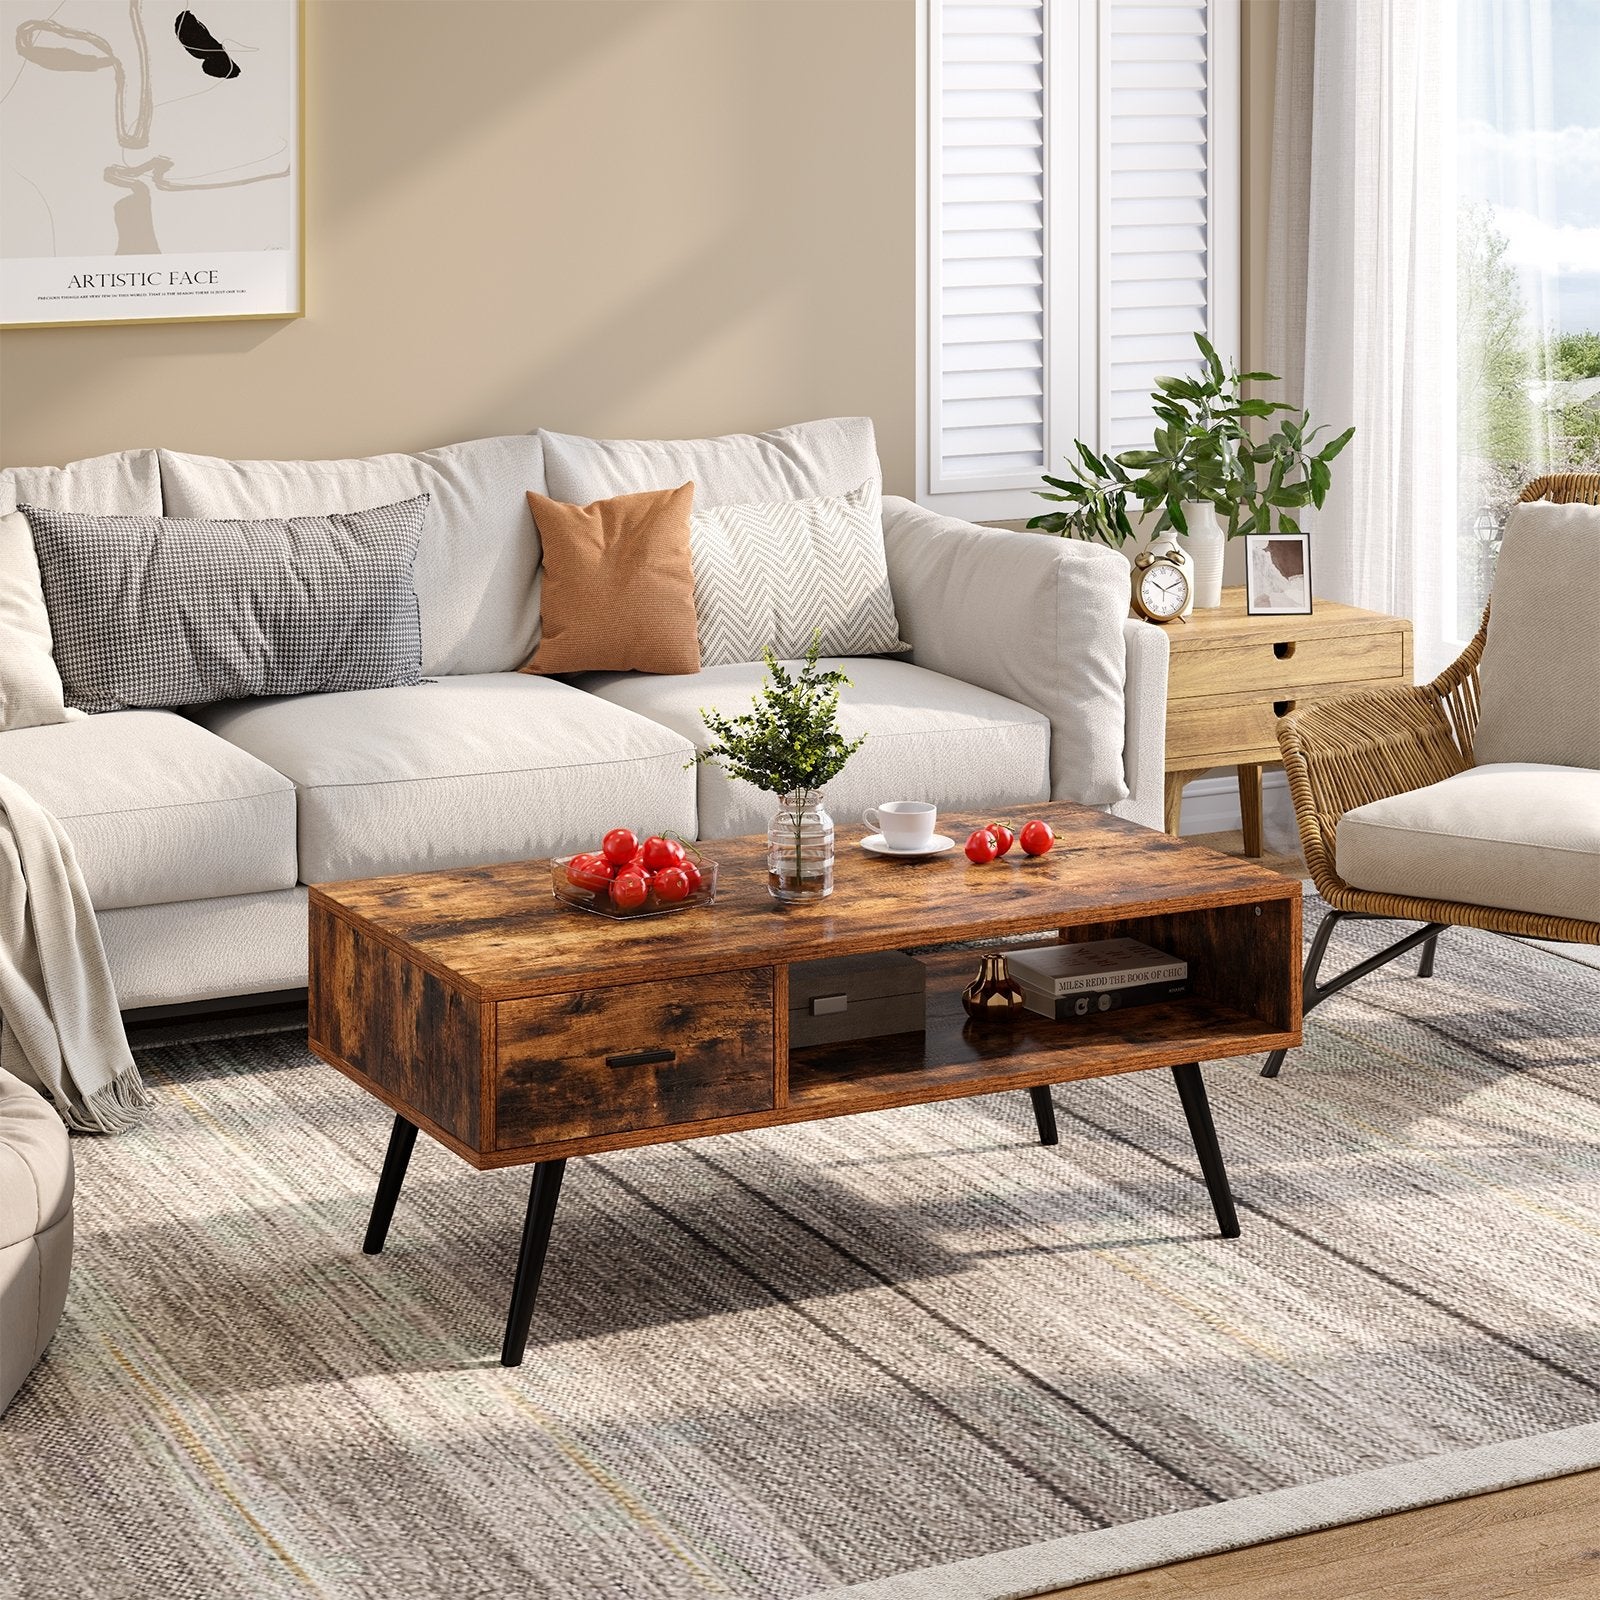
[550,855,718,919]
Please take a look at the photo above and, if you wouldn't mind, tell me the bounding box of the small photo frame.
[1244,532,1313,616]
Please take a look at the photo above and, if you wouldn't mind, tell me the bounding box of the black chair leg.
[1028,1085,1059,1146]
[1417,932,1439,977]
[1262,910,1346,1079]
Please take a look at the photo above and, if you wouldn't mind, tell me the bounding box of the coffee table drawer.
[494,969,775,1150]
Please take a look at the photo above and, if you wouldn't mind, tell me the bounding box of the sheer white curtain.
[1265,0,1459,678]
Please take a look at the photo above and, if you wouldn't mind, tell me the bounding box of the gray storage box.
[789,951,926,1049]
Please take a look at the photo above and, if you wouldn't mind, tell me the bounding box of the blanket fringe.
[59,1069,151,1135]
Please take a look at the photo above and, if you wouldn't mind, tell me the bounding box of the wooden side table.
[1161,588,1412,854]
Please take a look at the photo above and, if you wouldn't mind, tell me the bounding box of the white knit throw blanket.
[0,774,146,1133]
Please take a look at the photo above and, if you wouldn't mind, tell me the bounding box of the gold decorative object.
[961,953,1026,1022]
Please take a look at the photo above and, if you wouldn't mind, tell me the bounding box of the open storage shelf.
[786,901,1299,1114]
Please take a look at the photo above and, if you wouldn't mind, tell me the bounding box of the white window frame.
[916,0,1240,523]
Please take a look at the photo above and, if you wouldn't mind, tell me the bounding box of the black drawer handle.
[1274,699,1297,718]
[1273,640,1296,659]
[606,1048,677,1070]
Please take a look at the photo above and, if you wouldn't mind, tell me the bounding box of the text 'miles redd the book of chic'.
[1006,938,1189,1022]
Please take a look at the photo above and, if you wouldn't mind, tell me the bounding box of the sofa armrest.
[1106,619,1169,831]
[881,495,1133,807]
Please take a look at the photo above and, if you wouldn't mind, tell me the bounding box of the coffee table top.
[310,802,1297,1001]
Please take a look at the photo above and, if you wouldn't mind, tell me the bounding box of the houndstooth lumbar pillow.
[689,479,908,668]
[21,495,429,713]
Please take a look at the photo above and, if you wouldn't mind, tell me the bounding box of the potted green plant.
[694,638,865,902]
[1028,334,1354,609]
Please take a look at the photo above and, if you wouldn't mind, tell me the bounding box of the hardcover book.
[1005,937,1188,997]
[1019,977,1191,1022]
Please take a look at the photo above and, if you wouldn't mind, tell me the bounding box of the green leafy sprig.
[693,637,865,801]
[1027,333,1355,542]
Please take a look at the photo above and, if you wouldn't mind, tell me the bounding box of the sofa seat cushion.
[0,712,297,910]
[1336,764,1600,925]
[193,675,699,883]
[578,657,1051,840]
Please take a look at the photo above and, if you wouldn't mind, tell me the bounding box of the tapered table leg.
[1028,1085,1059,1146]
[1237,762,1264,857]
[501,1159,568,1368]
[363,1114,418,1255]
[1170,1064,1239,1238]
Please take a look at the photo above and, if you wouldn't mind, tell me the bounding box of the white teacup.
[863,801,937,850]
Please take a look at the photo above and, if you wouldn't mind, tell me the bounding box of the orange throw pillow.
[521,483,701,675]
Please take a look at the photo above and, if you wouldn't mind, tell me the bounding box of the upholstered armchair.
[1264,474,1600,1077]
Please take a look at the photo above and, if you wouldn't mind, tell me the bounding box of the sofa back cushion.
[159,435,545,676]
[539,417,880,509]
[24,497,429,713]
[1473,499,1600,771]
[1,449,161,731]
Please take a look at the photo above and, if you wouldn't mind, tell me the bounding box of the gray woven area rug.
[3,901,1598,1599]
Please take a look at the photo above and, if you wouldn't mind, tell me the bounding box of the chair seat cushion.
[577,656,1051,840]
[0,712,297,909]
[194,674,699,883]
[1336,764,1600,925]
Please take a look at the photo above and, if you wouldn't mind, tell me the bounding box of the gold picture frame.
[0,0,305,329]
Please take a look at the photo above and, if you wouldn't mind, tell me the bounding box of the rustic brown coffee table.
[308,803,1301,1365]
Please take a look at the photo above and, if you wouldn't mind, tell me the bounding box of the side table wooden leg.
[1170,1064,1240,1238]
[1028,1085,1059,1146]
[1163,771,1189,835]
[363,1114,418,1255]
[502,1159,568,1368]
[1237,763,1264,857]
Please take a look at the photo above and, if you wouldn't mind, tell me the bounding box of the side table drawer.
[1171,630,1406,700]
[1167,678,1401,766]
[494,969,775,1151]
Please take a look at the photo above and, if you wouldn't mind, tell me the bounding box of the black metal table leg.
[1171,1064,1239,1238]
[501,1159,568,1368]
[363,1114,418,1255]
[1028,1085,1060,1146]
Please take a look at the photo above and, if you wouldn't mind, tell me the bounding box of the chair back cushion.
[1473,499,1600,770]
[159,435,546,677]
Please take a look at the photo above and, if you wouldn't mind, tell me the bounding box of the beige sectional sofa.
[0,420,1168,1013]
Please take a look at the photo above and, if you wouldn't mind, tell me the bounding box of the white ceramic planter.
[1180,501,1226,609]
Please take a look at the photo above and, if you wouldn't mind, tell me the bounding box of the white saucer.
[860,832,957,859]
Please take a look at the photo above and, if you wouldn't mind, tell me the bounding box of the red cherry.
[964,828,999,864]
[679,859,704,894]
[602,828,638,866]
[987,822,1016,856]
[654,866,691,902]
[1019,820,1055,856]
[565,853,615,892]
[642,835,687,872]
[609,871,649,911]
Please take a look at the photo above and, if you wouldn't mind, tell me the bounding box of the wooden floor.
[1052,829,1600,1598]
[1046,1470,1600,1599]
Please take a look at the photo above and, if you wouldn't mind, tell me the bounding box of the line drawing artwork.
[1,0,296,317]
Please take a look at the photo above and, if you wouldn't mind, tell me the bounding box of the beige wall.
[0,0,915,488]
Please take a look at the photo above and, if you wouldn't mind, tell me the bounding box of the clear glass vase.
[767,789,834,902]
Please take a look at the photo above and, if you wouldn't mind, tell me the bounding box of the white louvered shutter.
[929,1,1049,492]
[1100,0,1238,455]
[920,0,1237,514]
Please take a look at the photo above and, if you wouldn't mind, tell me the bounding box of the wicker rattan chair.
[1264,472,1600,1077]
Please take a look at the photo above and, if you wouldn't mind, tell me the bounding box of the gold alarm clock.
[1131,548,1191,623]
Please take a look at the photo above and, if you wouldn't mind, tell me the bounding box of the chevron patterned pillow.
[689,480,908,668]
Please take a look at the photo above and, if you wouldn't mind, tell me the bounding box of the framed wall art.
[1244,532,1314,617]
[0,0,303,328]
